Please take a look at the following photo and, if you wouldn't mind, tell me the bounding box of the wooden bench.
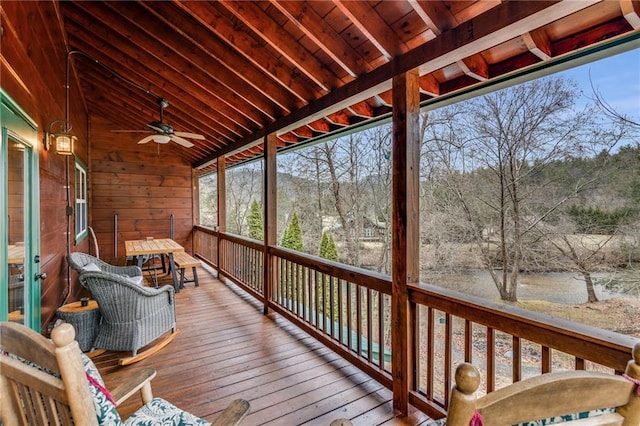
[172,252,201,288]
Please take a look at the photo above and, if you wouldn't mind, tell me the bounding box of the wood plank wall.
[89,117,195,261]
[2,1,90,332]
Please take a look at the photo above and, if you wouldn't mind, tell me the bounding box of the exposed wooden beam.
[333,0,406,60]
[173,1,319,103]
[78,66,227,151]
[137,0,298,113]
[65,27,244,143]
[407,0,458,35]
[621,0,640,29]
[457,54,489,81]
[101,1,283,122]
[522,29,553,60]
[269,0,371,78]
[195,0,600,168]
[217,0,338,92]
[70,2,268,128]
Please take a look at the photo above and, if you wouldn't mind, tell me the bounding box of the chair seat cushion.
[425,408,616,425]
[82,353,123,425]
[127,275,144,286]
[85,262,102,272]
[124,398,210,426]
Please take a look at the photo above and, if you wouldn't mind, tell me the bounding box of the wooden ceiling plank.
[100,1,282,122]
[217,0,338,92]
[79,73,225,151]
[620,0,640,29]
[64,23,244,142]
[188,0,604,168]
[69,2,267,129]
[136,0,298,113]
[347,101,374,118]
[376,90,393,107]
[278,132,298,143]
[173,1,320,104]
[407,0,458,35]
[270,0,372,78]
[325,110,351,126]
[333,0,407,59]
[522,29,553,60]
[307,119,331,133]
[291,126,313,139]
[419,73,440,97]
[457,53,489,81]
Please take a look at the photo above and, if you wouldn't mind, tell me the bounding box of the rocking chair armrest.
[110,367,157,406]
[211,399,251,426]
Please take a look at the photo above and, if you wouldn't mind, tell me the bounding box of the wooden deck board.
[97,265,431,425]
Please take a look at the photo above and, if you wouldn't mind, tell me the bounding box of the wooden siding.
[89,117,195,260]
[97,266,432,425]
[2,1,90,331]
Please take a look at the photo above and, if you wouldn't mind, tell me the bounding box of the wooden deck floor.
[94,264,433,425]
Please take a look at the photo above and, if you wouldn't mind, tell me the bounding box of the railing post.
[263,133,278,314]
[217,157,226,274]
[391,68,421,416]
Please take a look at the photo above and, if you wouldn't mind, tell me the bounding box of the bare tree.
[422,76,626,301]
[226,161,263,236]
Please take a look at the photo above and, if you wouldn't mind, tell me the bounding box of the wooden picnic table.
[124,238,185,292]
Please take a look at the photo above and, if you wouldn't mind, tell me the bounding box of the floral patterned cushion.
[81,353,123,425]
[513,408,616,425]
[123,397,210,426]
[426,408,616,425]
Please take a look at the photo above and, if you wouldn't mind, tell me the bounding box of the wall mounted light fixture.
[44,119,76,155]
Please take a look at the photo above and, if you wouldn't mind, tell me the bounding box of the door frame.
[1,90,41,329]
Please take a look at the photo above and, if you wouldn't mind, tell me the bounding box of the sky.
[560,48,640,118]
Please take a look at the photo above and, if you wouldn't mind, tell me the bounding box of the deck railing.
[193,225,637,419]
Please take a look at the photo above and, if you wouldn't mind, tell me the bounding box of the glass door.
[1,91,41,329]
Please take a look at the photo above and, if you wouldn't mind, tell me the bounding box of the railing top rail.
[269,246,391,294]
[194,225,218,235]
[410,282,638,371]
[218,231,264,251]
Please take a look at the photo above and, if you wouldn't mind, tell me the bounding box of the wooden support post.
[263,134,278,314]
[217,156,226,272]
[391,68,420,416]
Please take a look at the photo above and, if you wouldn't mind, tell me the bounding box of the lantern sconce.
[44,119,76,156]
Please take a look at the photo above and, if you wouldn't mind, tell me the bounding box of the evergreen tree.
[319,231,339,261]
[318,231,329,257]
[325,233,338,261]
[281,213,303,251]
[248,199,263,240]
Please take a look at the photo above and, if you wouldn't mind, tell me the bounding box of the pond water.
[430,270,637,305]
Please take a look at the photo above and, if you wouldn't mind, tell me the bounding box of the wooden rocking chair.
[0,322,250,425]
[444,343,640,425]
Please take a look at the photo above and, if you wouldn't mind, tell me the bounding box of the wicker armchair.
[79,270,179,365]
[68,252,143,285]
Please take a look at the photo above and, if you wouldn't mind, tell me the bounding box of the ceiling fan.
[112,97,205,148]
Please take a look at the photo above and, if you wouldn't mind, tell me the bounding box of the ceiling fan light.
[152,134,171,144]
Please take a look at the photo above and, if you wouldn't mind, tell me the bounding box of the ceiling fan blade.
[171,135,194,148]
[137,135,156,144]
[174,131,205,140]
[147,123,165,133]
